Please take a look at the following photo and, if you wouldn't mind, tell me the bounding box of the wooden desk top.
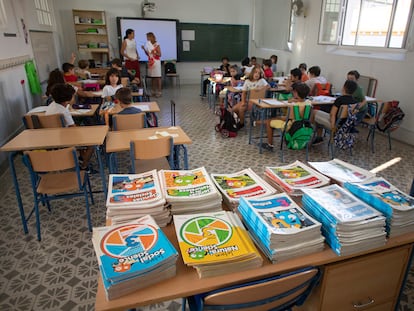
[95,224,414,311]
[100,102,160,116]
[105,126,192,153]
[0,125,109,152]
[26,104,99,118]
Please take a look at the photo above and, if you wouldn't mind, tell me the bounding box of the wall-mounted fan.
[292,0,304,17]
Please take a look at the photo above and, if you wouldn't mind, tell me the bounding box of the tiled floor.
[0,84,413,310]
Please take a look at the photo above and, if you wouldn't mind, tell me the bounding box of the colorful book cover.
[211,168,276,202]
[173,211,257,265]
[92,215,177,283]
[159,167,219,200]
[308,159,375,184]
[106,171,164,207]
[265,161,330,191]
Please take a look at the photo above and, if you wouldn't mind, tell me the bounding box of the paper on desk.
[262,99,286,106]
[148,135,159,140]
[72,109,91,114]
[134,104,149,111]
[155,131,179,138]
[365,96,376,101]
[312,96,336,103]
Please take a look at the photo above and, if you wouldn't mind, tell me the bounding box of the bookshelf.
[72,9,109,65]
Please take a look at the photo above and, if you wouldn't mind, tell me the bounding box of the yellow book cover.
[173,211,257,266]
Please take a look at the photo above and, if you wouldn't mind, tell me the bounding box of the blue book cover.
[92,215,178,283]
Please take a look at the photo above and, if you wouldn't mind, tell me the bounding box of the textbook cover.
[211,168,276,206]
[106,171,165,207]
[173,210,260,266]
[308,159,375,185]
[92,215,178,283]
[265,161,330,195]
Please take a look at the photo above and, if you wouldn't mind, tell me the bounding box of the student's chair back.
[112,113,146,130]
[23,113,65,129]
[129,136,174,173]
[186,266,321,311]
[22,147,94,241]
[312,83,331,96]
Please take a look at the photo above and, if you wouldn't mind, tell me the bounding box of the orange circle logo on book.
[180,216,232,249]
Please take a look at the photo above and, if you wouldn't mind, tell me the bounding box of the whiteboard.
[117,18,178,61]
[29,31,58,83]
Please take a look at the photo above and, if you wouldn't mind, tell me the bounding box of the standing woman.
[121,29,140,81]
[142,32,162,97]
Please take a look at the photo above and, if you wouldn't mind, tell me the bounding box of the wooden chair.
[112,113,146,130]
[186,266,321,311]
[312,82,331,96]
[23,113,65,129]
[22,147,94,241]
[129,136,174,173]
[246,87,268,127]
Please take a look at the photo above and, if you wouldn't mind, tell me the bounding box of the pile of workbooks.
[173,210,263,278]
[238,193,325,262]
[158,167,222,215]
[211,168,277,210]
[92,215,178,300]
[302,184,387,256]
[344,177,414,237]
[264,161,330,196]
[308,158,375,186]
[106,170,171,226]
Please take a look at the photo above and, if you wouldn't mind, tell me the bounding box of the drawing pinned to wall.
[183,41,190,52]
[181,30,195,41]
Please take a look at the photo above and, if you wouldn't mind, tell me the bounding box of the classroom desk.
[0,125,109,235]
[207,77,231,109]
[100,101,160,116]
[94,224,414,311]
[200,71,210,96]
[105,126,192,173]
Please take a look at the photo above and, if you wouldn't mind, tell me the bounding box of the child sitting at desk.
[102,68,123,102]
[45,83,95,171]
[219,64,243,108]
[111,58,140,86]
[263,59,274,82]
[232,66,269,129]
[263,82,311,150]
[116,87,142,114]
[76,59,91,80]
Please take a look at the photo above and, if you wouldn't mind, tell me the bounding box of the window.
[319,0,413,48]
[34,0,52,26]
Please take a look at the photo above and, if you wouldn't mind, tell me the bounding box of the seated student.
[262,59,274,82]
[219,64,243,108]
[313,79,358,145]
[263,83,311,150]
[219,56,231,77]
[347,70,367,123]
[116,87,142,114]
[284,68,303,93]
[232,66,269,129]
[299,63,309,82]
[201,56,232,97]
[250,56,257,67]
[102,68,123,102]
[45,83,95,171]
[270,55,278,75]
[62,62,78,83]
[76,59,91,80]
[111,58,140,86]
[305,66,328,95]
[241,57,254,77]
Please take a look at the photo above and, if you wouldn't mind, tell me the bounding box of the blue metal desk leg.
[9,152,28,234]
[95,146,107,197]
[259,108,266,154]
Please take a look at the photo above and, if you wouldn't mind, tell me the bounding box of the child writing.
[116,87,142,114]
[263,82,311,150]
[102,68,123,102]
[232,66,269,129]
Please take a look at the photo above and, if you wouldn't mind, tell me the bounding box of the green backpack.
[285,105,314,150]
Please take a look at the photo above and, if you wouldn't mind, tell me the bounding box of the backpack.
[377,101,405,132]
[215,107,238,138]
[334,104,359,150]
[285,105,314,150]
[165,62,176,74]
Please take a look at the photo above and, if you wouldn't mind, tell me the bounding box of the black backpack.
[165,62,176,74]
[215,107,238,137]
[377,101,405,132]
[285,105,314,150]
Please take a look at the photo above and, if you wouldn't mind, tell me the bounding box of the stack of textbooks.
[238,193,325,262]
[344,177,414,237]
[302,184,387,256]
[173,210,263,278]
[308,159,375,186]
[92,215,178,300]
[158,167,222,215]
[106,171,171,226]
[264,161,330,196]
[211,168,277,209]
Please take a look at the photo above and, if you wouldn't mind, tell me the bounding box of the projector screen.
[117,17,178,61]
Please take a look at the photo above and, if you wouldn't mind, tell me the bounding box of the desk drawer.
[321,245,410,310]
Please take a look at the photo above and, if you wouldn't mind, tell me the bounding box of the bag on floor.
[377,101,405,132]
[285,105,313,150]
[334,104,359,150]
[215,107,238,138]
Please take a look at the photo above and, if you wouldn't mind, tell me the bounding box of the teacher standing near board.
[121,29,141,81]
[142,32,162,97]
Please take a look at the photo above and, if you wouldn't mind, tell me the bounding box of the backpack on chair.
[285,105,314,150]
[377,101,405,133]
[334,103,359,150]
